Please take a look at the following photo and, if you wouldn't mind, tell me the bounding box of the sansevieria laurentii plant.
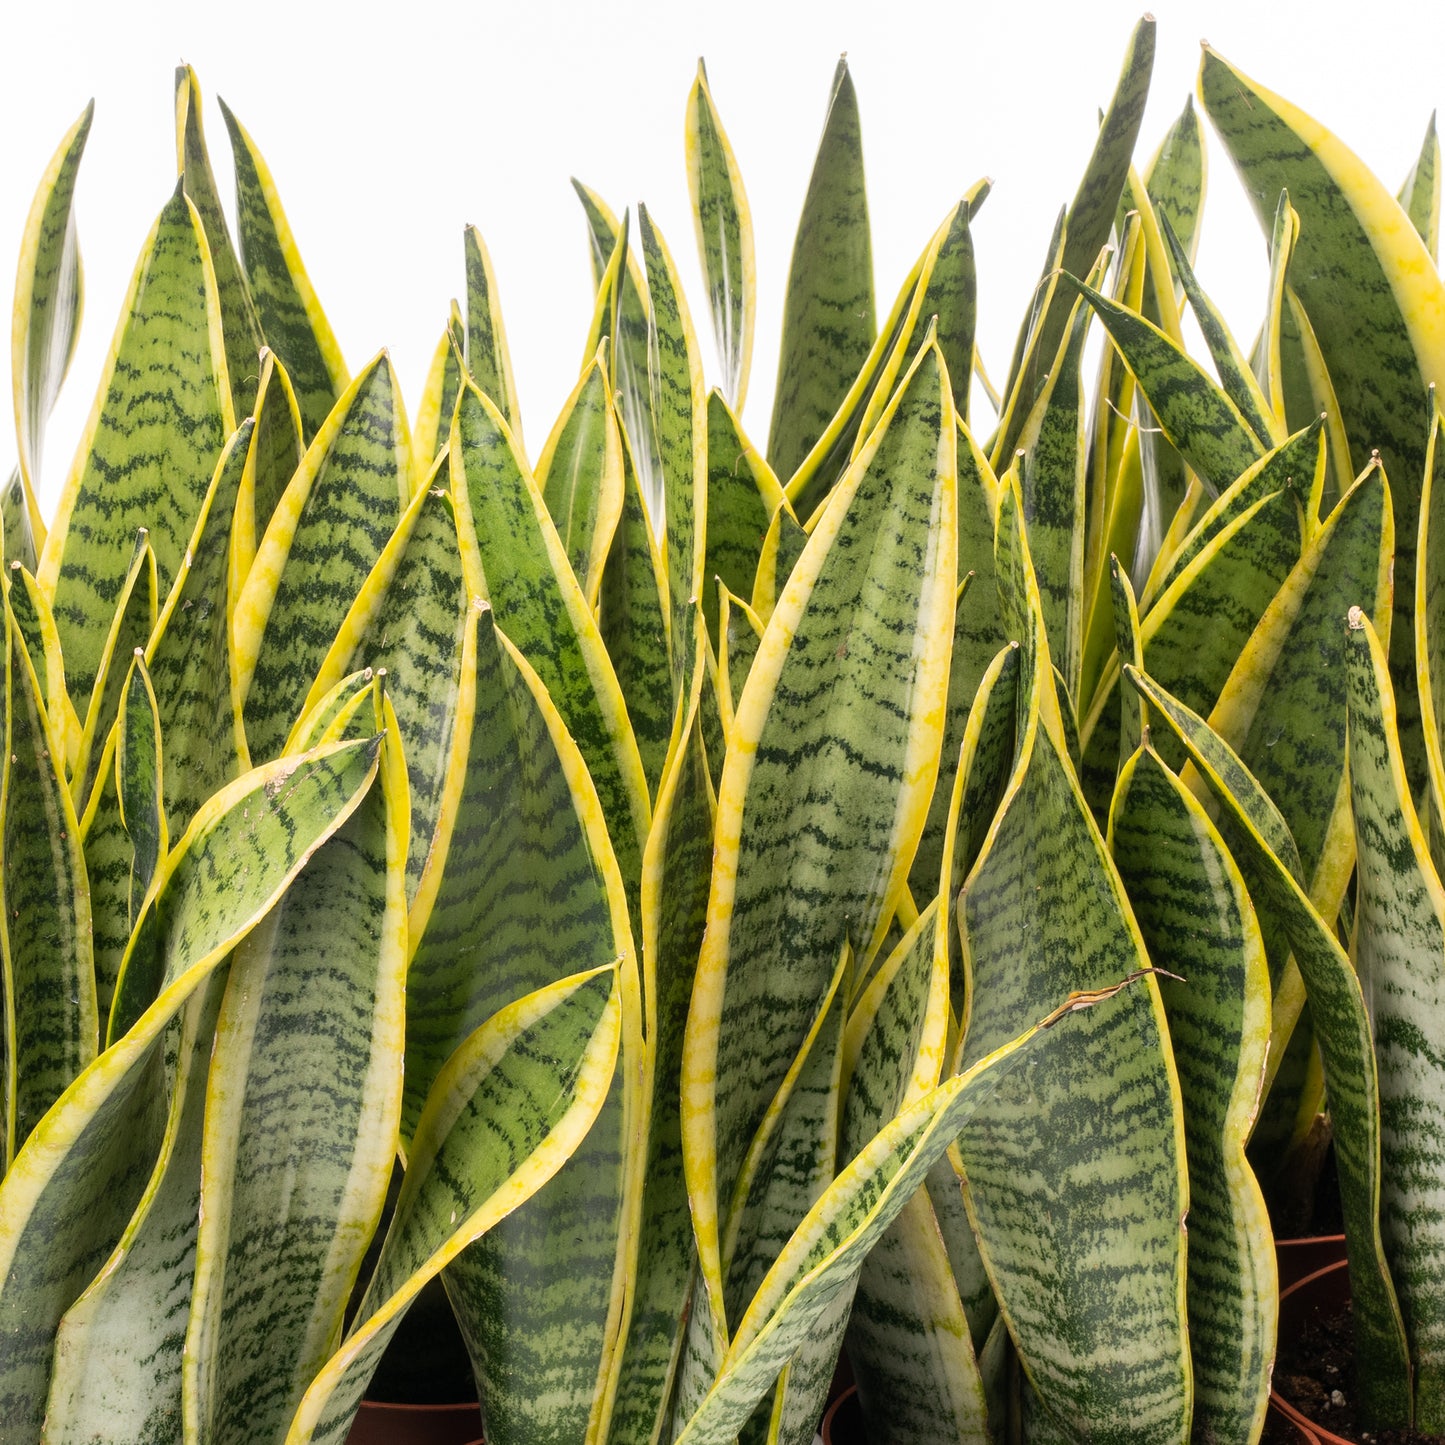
[0,16,1442,1445]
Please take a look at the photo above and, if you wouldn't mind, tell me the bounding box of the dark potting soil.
[1265,1288,1445,1445]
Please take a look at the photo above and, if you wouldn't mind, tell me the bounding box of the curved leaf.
[463,225,522,444]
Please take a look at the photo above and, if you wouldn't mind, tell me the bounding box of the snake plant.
[0,17,1442,1445]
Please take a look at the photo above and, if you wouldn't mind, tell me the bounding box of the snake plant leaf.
[181,696,406,1445]
[117,655,167,948]
[1109,746,1275,1445]
[1125,664,1413,1425]
[723,944,849,1325]
[39,183,232,711]
[573,192,665,520]
[703,390,782,646]
[907,425,1004,905]
[717,584,763,734]
[1416,403,1445,854]
[639,207,708,698]
[176,66,266,425]
[767,56,873,485]
[1064,273,1264,496]
[2,593,95,1165]
[146,420,251,836]
[1159,212,1280,448]
[283,966,620,1445]
[463,226,522,444]
[411,305,465,476]
[1210,462,1391,912]
[748,500,807,626]
[402,603,635,1136]
[713,946,849,1445]
[684,339,955,1346]
[1150,418,1322,602]
[1143,95,1205,270]
[219,99,347,440]
[537,345,625,607]
[1080,479,1306,789]
[290,669,377,753]
[70,529,155,808]
[42,963,227,1445]
[1399,112,1441,260]
[1110,557,1144,762]
[450,379,650,894]
[1200,47,1445,795]
[1017,287,1092,701]
[1346,608,1445,1428]
[243,348,305,562]
[607,646,714,1445]
[580,219,628,369]
[788,193,979,522]
[687,60,756,411]
[997,15,1154,464]
[671,993,1117,1445]
[7,561,74,767]
[843,907,992,1444]
[0,736,379,1439]
[957,487,1188,1444]
[1,471,37,577]
[299,480,466,907]
[1253,192,1301,450]
[1280,287,1354,520]
[11,104,93,561]
[599,430,673,799]
[233,352,409,765]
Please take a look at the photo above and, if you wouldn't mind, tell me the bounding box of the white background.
[1,0,1440,516]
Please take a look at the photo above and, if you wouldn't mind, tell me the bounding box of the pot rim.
[1269,1254,1356,1445]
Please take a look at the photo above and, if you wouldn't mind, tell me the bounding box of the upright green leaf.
[1109,747,1274,1445]
[245,348,305,557]
[538,345,625,607]
[0,737,380,1440]
[1399,112,1440,260]
[639,206,708,702]
[767,57,873,484]
[1126,664,1413,1425]
[117,656,167,946]
[599,430,673,798]
[283,967,620,1445]
[147,421,252,836]
[607,648,714,1445]
[11,104,93,562]
[703,390,782,646]
[687,60,756,410]
[2,595,95,1165]
[70,531,156,812]
[176,66,266,424]
[1200,46,1445,794]
[683,342,956,1349]
[301,482,467,903]
[1144,96,1205,269]
[1347,608,1445,1429]
[463,225,522,443]
[183,700,407,1445]
[996,16,1155,463]
[233,354,409,764]
[1415,404,1445,854]
[219,99,347,440]
[450,380,650,898]
[955,486,1188,1443]
[39,185,232,710]
[411,306,465,477]
[402,606,635,1139]
[43,964,227,1445]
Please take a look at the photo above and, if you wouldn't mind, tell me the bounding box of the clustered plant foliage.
[0,15,1442,1445]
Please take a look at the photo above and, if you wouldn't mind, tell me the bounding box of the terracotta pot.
[1268,1237,1356,1444]
[820,1385,863,1445]
[344,1399,484,1445]
[1276,1234,1347,1292]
